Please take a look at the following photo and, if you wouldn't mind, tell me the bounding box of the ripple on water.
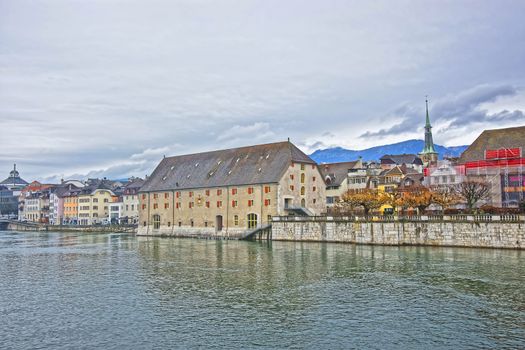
[0,231,524,349]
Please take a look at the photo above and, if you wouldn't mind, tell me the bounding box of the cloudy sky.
[1,0,524,182]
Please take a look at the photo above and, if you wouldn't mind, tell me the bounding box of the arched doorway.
[247,213,258,229]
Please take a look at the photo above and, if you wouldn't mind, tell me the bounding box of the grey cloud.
[360,84,524,138]
[1,1,525,180]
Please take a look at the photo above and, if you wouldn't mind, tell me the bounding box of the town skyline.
[1,0,525,181]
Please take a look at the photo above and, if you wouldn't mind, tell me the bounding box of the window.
[164,193,169,199]
[217,189,222,196]
[126,205,129,211]
[153,214,160,229]
[189,202,194,208]
[142,194,146,200]
[131,204,134,211]
[247,213,257,229]
[234,215,239,225]
[290,185,294,191]
[313,176,316,181]
[301,164,305,170]
[232,200,238,207]
[290,174,294,180]
[164,203,169,209]
[93,198,98,203]
[267,215,272,223]
[153,193,158,199]
[104,199,109,203]
[205,201,210,208]
[231,188,237,195]
[178,221,182,227]
[143,221,146,227]
[204,221,208,227]
[300,173,305,183]
[189,191,193,197]
[248,200,254,207]
[168,222,171,227]
[264,199,271,206]
[247,187,254,194]
[301,186,305,196]
[153,203,158,209]
[176,191,180,198]
[313,186,316,192]
[264,186,271,193]
[217,201,222,208]
[313,199,317,204]
[142,204,146,210]
[190,220,194,227]
[93,206,98,210]
[205,190,210,196]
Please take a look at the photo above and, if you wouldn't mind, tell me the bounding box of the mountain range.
[309,139,468,164]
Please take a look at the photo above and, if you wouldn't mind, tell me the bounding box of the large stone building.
[138,141,326,237]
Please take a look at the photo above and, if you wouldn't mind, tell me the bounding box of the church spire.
[419,97,438,164]
[425,98,431,128]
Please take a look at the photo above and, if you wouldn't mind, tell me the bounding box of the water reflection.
[1,231,524,349]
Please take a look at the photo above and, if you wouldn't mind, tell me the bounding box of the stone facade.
[138,141,326,238]
[272,216,525,249]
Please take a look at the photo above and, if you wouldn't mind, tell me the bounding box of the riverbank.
[4,220,136,233]
[272,215,525,249]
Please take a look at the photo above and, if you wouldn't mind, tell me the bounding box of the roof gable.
[140,141,316,192]
[459,125,525,163]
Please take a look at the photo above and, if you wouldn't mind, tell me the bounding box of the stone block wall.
[272,218,525,249]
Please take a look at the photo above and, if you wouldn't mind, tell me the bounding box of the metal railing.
[272,214,525,223]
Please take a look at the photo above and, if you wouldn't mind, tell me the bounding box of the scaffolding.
[467,147,524,207]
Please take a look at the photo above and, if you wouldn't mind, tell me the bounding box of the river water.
[0,230,523,349]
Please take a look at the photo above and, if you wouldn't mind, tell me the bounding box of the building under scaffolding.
[458,126,525,208]
[463,148,525,207]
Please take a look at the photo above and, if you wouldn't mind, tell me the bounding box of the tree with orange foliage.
[404,187,433,214]
[430,186,461,213]
[383,188,405,214]
[341,189,387,216]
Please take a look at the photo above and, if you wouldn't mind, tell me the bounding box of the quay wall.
[137,224,248,239]
[5,221,137,233]
[272,216,525,249]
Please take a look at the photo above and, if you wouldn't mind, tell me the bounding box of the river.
[0,230,523,349]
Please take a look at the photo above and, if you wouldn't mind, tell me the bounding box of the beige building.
[138,141,326,237]
[121,178,144,224]
[78,188,116,225]
[320,160,361,206]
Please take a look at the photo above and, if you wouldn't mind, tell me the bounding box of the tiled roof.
[125,178,145,189]
[140,141,316,192]
[380,154,423,165]
[459,125,525,163]
[320,161,359,186]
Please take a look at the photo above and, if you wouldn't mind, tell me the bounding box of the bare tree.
[456,181,491,211]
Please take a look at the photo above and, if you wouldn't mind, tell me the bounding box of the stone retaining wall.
[272,218,525,249]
